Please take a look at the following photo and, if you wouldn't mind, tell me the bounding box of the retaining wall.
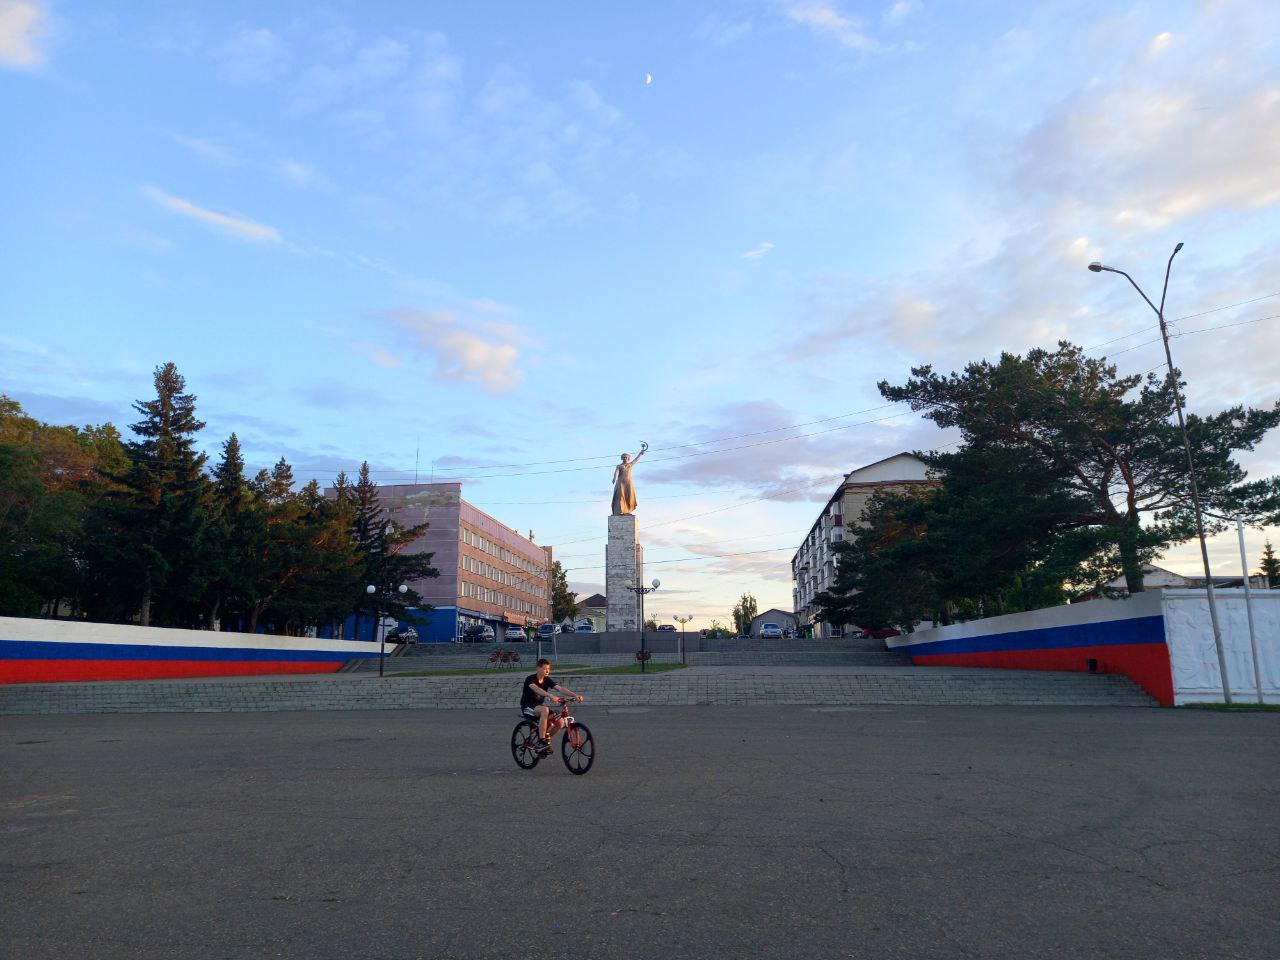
[887,589,1280,706]
[0,617,380,684]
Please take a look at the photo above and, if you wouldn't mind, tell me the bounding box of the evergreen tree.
[1261,541,1280,589]
[203,434,260,629]
[881,342,1280,592]
[83,363,211,626]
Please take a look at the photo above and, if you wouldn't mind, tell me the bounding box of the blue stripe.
[0,639,355,663]
[899,615,1166,656]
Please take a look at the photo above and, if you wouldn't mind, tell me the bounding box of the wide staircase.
[343,636,914,672]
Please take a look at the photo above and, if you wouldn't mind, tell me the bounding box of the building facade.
[355,482,554,643]
[792,453,932,638]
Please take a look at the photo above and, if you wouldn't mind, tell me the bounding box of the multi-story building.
[357,482,554,643]
[792,453,932,638]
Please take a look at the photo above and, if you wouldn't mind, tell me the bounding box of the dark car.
[656,624,676,632]
[536,623,557,640]
[462,624,496,643]
[386,626,418,645]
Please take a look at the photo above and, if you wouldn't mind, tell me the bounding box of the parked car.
[574,623,595,633]
[504,626,528,641]
[656,624,676,632]
[536,623,557,640]
[386,626,418,645]
[463,624,495,643]
[759,623,784,639]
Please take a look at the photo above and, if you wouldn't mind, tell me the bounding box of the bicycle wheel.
[511,720,540,769]
[561,721,594,775]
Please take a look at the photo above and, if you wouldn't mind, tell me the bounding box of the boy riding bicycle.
[521,658,583,751]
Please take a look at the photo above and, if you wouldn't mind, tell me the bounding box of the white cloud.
[176,136,239,165]
[221,25,288,84]
[882,1,918,28]
[0,0,50,69]
[695,14,753,47]
[388,309,531,394]
[785,1,878,51]
[141,186,282,244]
[278,158,317,186]
[1145,31,1173,61]
[742,241,775,260]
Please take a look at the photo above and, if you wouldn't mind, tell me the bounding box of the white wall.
[1164,589,1280,705]
[0,616,377,654]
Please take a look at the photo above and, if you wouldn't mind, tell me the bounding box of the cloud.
[141,186,282,244]
[695,14,753,47]
[882,1,918,28]
[176,135,239,165]
[742,241,775,260]
[0,0,50,69]
[388,308,531,394]
[220,25,288,83]
[785,2,878,51]
[278,158,318,186]
[1145,31,1173,61]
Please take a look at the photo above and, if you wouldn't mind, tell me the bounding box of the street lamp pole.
[626,578,661,672]
[673,614,693,665]
[366,582,409,678]
[1089,244,1231,703]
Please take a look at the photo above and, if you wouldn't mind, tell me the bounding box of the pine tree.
[1261,541,1280,589]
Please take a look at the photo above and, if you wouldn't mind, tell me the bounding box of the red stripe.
[912,642,1174,706]
[0,660,345,684]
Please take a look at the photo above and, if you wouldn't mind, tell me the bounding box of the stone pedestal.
[606,514,643,632]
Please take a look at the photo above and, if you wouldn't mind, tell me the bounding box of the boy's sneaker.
[535,738,550,751]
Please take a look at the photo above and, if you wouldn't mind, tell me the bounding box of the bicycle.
[511,698,594,775]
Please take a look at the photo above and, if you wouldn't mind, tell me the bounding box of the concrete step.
[0,667,1158,714]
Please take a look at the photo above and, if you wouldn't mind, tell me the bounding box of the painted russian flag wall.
[887,589,1280,707]
[0,617,379,684]
[887,592,1176,705]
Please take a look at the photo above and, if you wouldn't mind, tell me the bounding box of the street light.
[366,582,408,678]
[673,614,693,665]
[1088,243,1232,703]
[625,578,661,672]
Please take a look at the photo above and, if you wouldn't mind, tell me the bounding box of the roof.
[579,593,607,608]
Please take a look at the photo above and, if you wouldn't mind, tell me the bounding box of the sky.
[3,0,1279,628]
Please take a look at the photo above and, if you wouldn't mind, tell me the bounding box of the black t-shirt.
[521,673,558,710]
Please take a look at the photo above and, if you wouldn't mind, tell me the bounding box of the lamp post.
[626,578,661,672]
[673,614,693,665]
[366,582,408,678]
[1088,244,1231,703]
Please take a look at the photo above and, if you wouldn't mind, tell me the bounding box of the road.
[3,705,1277,959]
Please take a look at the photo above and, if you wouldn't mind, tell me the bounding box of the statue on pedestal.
[611,442,648,516]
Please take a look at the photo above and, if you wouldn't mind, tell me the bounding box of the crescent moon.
[645,73,652,85]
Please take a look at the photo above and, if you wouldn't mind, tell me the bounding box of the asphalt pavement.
[3,705,1277,959]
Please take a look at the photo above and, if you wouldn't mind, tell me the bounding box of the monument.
[606,442,647,631]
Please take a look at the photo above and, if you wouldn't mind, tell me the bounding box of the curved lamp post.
[1088,244,1231,703]
[626,578,661,672]
[673,614,693,665]
[366,582,408,677]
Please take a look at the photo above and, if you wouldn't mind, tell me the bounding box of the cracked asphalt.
[3,705,1277,959]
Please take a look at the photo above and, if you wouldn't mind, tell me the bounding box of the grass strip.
[562,663,688,675]
[389,664,586,678]
[1181,702,1279,712]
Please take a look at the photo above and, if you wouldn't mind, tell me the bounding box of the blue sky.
[4,0,1279,625]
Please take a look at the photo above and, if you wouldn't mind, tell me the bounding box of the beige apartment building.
[792,453,932,638]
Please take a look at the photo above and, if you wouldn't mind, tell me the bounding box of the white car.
[504,626,528,641]
[759,623,784,639]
